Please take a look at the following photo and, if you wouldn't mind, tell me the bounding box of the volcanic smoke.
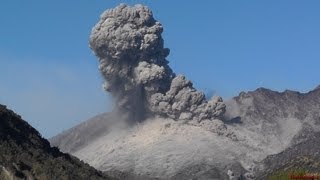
[89,4,226,123]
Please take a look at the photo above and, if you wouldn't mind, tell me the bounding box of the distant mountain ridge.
[50,86,320,179]
[49,112,127,154]
[225,86,320,146]
[224,87,320,178]
[51,86,320,154]
[0,104,114,180]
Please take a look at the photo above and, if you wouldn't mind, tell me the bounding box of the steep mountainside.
[50,112,111,153]
[0,104,114,180]
[50,87,320,179]
[255,132,320,179]
[225,87,320,148]
[50,111,131,154]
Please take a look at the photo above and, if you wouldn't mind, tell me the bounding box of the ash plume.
[89,4,226,122]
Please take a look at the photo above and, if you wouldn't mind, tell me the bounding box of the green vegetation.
[268,168,307,180]
[267,156,320,180]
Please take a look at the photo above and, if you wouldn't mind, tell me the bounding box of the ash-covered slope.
[224,87,320,149]
[0,104,114,180]
[225,87,320,179]
[50,112,120,153]
[255,131,320,179]
[50,86,320,180]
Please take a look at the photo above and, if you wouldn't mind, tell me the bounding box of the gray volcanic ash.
[89,4,225,123]
[50,4,320,180]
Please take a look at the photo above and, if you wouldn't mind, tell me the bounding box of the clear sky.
[1,1,320,138]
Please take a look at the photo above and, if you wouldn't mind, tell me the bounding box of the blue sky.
[1,1,320,138]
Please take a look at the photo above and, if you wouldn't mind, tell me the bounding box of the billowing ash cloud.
[89,4,226,122]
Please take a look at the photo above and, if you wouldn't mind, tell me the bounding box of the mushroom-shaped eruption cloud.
[89,4,226,122]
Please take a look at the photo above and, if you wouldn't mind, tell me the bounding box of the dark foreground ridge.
[0,104,114,180]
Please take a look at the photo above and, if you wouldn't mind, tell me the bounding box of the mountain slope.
[255,132,320,179]
[0,104,114,180]
[225,87,320,145]
[224,87,320,178]
[50,112,111,153]
[50,111,131,154]
[50,86,320,179]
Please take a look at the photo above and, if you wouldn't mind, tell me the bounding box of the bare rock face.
[89,4,225,122]
[254,132,320,179]
[224,86,320,146]
[224,86,320,179]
